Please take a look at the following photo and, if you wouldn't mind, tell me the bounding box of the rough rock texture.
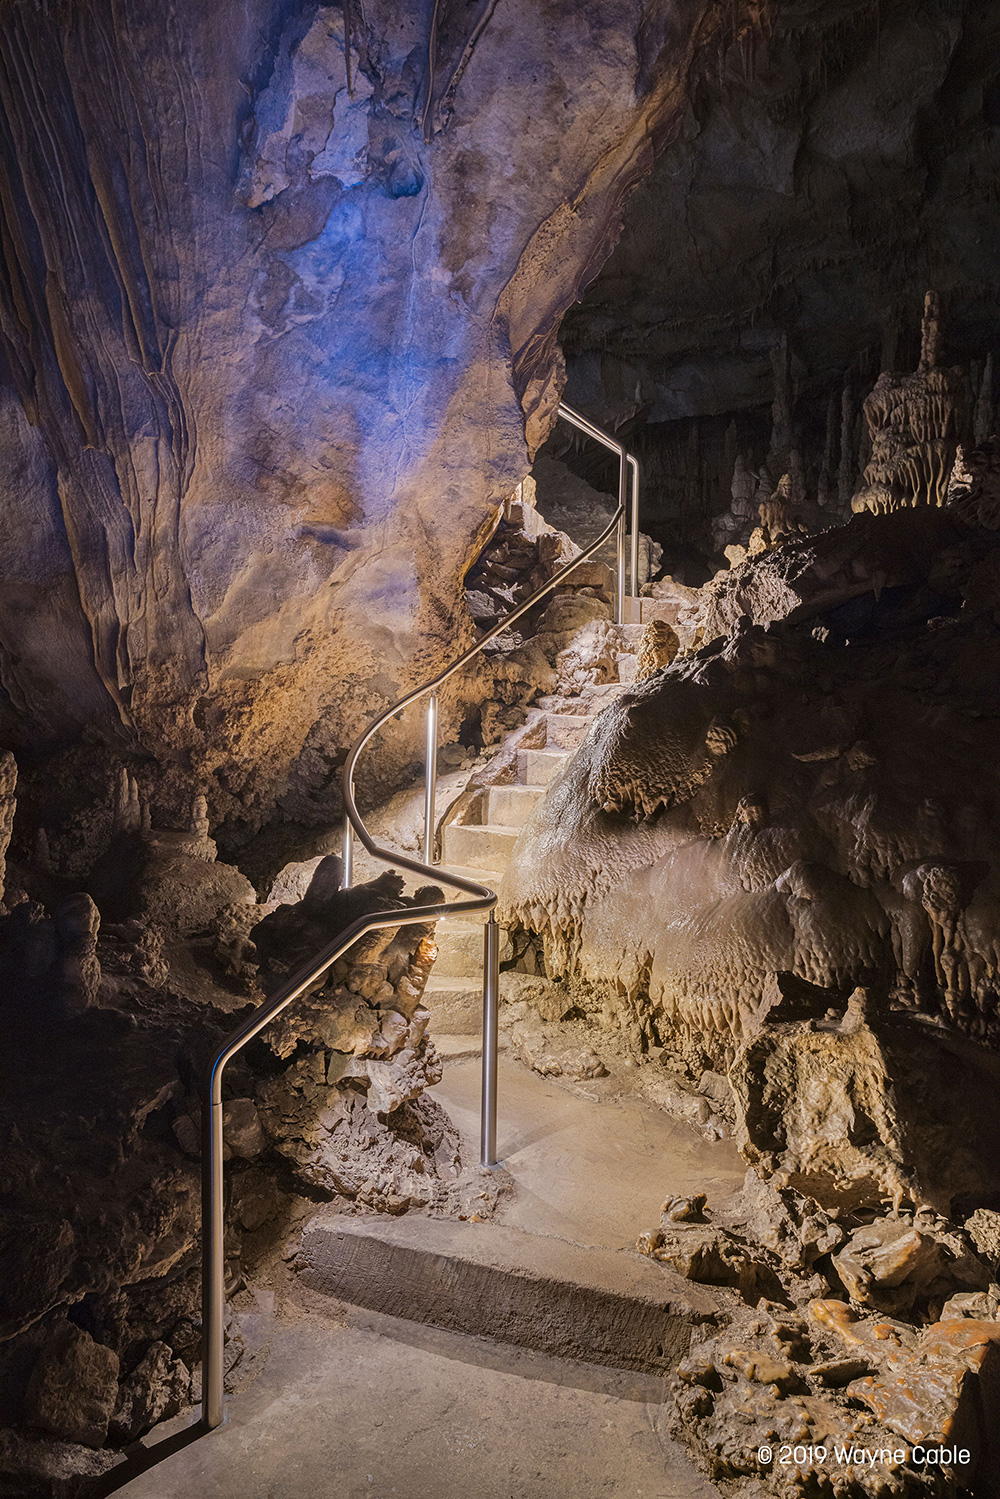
[499,477,1000,1492]
[557,0,1000,570]
[0,752,14,904]
[729,982,1000,1221]
[22,1323,120,1450]
[0,837,487,1493]
[852,296,969,515]
[0,0,731,853]
[634,1172,1000,1495]
[500,498,1000,1077]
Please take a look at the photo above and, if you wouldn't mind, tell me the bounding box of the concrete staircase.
[266,633,736,1493]
[424,703,607,1047]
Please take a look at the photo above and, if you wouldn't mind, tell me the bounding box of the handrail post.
[342,816,354,890]
[481,916,500,1167]
[201,1075,226,1429]
[628,454,641,599]
[615,449,627,624]
[423,692,439,864]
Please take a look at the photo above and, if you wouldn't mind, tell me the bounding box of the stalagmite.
[852,294,968,513]
[0,752,15,905]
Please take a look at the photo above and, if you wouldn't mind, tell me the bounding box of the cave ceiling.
[561,0,1000,430]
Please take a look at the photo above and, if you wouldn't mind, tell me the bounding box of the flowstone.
[498,478,1000,1497]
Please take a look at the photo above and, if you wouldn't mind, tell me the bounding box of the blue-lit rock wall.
[0,0,718,836]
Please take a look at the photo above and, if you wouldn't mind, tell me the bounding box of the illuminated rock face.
[0,0,720,840]
[499,499,1000,1070]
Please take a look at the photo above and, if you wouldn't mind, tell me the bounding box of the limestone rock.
[732,997,1000,1221]
[635,618,679,681]
[23,1323,120,1449]
[0,753,15,906]
[814,1302,1000,1470]
[50,894,101,1015]
[831,1221,951,1315]
[500,506,1000,1092]
[0,0,718,846]
[732,1006,912,1216]
[0,1428,123,1496]
[109,1341,191,1444]
[221,1099,266,1160]
[89,831,256,939]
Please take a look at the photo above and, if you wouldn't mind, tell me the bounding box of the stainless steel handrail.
[201,401,638,1431]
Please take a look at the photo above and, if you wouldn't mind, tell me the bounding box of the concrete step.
[636,598,684,626]
[296,1212,718,1374]
[485,783,546,826]
[517,748,567,786]
[432,923,490,976]
[433,1033,482,1061]
[433,864,505,899]
[422,975,482,1034]
[442,822,520,869]
[542,713,593,750]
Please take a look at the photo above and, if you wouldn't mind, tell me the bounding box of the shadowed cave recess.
[4,0,1000,1496]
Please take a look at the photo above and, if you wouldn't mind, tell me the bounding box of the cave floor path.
[434,1054,745,1250]
[112,1298,721,1499]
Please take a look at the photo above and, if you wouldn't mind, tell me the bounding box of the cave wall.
[499,492,1000,1079]
[0,0,733,854]
[555,0,1000,568]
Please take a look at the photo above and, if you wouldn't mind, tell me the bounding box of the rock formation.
[0,0,733,858]
[558,0,1000,571]
[0,831,488,1492]
[496,451,1000,1492]
[852,295,970,515]
[499,484,1000,1106]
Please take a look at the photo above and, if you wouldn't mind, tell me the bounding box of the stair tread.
[436,864,504,883]
[454,821,523,834]
[297,1212,719,1373]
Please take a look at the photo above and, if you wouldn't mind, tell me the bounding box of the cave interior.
[3,1,1000,1496]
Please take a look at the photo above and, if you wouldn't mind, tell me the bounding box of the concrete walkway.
[433,1056,745,1250]
[111,1054,740,1499]
[112,1305,720,1499]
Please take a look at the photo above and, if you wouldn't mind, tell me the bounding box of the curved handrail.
[201,401,638,1431]
[341,470,628,875]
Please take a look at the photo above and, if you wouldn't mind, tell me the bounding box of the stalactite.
[975,353,994,445]
[787,446,806,509]
[767,333,793,485]
[722,420,739,508]
[817,393,838,510]
[683,419,701,519]
[857,409,872,479]
[838,382,856,507]
[919,290,942,372]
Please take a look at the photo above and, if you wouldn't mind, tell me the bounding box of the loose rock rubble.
[0,810,494,1495]
[636,1169,1000,1496]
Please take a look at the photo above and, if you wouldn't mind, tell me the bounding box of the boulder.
[23,1323,120,1449]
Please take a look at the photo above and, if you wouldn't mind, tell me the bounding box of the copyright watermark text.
[756,1443,973,1470]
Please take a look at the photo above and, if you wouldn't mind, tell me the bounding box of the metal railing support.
[200,401,638,1430]
[555,403,639,623]
[481,916,500,1167]
[422,692,439,864]
[628,453,642,597]
[341,813,354,890]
